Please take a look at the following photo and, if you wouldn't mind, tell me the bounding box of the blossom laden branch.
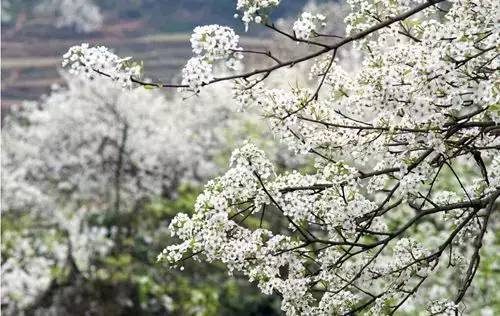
[61,0,500,314]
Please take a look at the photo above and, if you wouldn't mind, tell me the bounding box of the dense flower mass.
[236,0,281,30]
[292,12,326,40]
[181,24,243,91]
[181,57,214,92]
[62,0,499,314]
[62,43,140,88]
[191,24,241,61]
[161,0,500,314]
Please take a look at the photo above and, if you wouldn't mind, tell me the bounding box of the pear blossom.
[292,12,326,40]
[159,0,499,314]
[191,25,241,61]
[62,0,500,314]
[181,57,214,92]
[236,0,280,30]
[62,43,140,88]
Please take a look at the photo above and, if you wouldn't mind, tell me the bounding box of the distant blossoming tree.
[1,74,270,314]
[1,0,103,33]
[62,0,499,314]
[35,0,103,33]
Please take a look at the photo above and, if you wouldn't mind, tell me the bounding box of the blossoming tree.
[1,0,102,33]
[2,73,292,314]
[61,0,499,314]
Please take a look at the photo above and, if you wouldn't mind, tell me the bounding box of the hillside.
[3,0,316,111]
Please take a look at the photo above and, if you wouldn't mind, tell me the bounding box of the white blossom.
[191,25,241,61]
[180,57,214,92]
[62,44,140,88]
[236,0,280,30]
[292,12,326,40]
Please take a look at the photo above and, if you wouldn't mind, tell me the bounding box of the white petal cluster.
[292,12,326,40]
[232,78,265,110]
[427,299,459,315]
[181,57,214,92]
[236,0,280,30]
[182,25,243,92]
[65,209,114,276]
[161,144,383,314]
[62,43,140,88]
[191,24,241,61]
[54,0,499,314]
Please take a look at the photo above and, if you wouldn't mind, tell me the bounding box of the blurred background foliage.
[1,185,282,315]
[1,0,326,34]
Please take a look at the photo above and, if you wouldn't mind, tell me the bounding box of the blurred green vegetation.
[1,184,282,315]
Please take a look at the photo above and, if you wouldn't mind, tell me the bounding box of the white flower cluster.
[161,143,382,314]
[191,25,241,61]
[232,78,265,110]
[236,0,280,30]
[427,300,459,315]
[182,25,243,92]
[62,43,140,88]
[293,12,326,40]
[181,57,214,92]
[161,0,500,314]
